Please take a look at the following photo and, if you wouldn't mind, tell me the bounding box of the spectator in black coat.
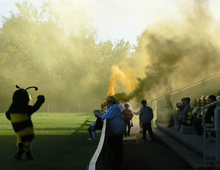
[88,113,103,141]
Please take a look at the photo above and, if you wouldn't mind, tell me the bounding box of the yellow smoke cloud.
[107,65,146,104]
[107,65,126,96]
[106,1,220,105]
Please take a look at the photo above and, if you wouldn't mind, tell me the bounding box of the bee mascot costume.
[6,85,45,161]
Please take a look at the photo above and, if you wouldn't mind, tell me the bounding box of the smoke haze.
[107,0,220,108]
[1,0,220,112]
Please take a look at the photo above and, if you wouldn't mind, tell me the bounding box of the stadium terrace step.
[153,123,216,170]
[180,125,197,134]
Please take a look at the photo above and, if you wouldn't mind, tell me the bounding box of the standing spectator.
[174,97,191,130]
[122,104,134,137]
[127,104,133,111]
[193,95,216,136]
[164,94,173,120]
[88,114,103,141]
[137,100,154,143]
[127,104,134,127]
[95,96,125,168]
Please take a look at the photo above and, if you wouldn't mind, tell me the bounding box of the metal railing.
[87,120,107,170]
[153,72,220,102]
[202,100,220,170]
[151,72,220,120]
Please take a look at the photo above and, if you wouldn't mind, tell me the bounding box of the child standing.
[138,100,154,143]
[122,104,133,137]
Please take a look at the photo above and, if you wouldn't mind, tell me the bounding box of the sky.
[0,0,220,45]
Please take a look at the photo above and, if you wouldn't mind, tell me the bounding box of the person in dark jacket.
[193,95,216,136]
[137,100,154,143]
[88,114,103,140]
[6,85,45,161]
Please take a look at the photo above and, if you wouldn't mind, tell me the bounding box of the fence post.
[214,106,220,169]
[78,103,80,114]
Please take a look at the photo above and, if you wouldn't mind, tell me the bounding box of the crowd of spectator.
[88,92,220,170]
[165,94,218,139]
[88,96,154,169]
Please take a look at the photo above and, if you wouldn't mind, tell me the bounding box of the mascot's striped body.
[10,111,35,152]
[6,85,45,161]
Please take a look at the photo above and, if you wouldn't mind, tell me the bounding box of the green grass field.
[0,112,100,170]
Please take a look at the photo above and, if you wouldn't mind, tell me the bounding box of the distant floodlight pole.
[47,103,49,116]
[78,103,80,114]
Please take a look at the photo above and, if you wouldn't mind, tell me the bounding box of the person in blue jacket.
[95,96,125,168]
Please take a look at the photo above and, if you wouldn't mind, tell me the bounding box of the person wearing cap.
[94,95,125,167]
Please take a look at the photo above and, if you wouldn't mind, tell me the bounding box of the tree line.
[0,1,138,111]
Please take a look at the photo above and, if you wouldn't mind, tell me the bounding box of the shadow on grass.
[0,119,100,170]
[71,119,91,134]
[33,120,92,132]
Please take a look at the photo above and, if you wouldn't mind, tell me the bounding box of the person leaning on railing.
[94,96,125,169]
[87,114,103,141]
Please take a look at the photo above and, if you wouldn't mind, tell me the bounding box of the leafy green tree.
[0,0,133,111]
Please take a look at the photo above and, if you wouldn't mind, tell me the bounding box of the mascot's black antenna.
[25,86,38,91]
[16,85,21,89]
[15,85,38,91]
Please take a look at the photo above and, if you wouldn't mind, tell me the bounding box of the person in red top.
[122,104,134,137]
